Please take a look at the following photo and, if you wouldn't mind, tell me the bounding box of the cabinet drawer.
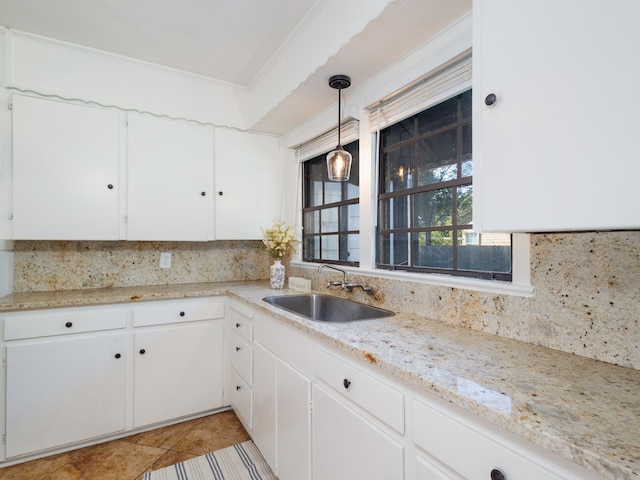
[230,333,253,386]
[133,299,224,327]
[314,348,404,434]
[230,368,252,429]
[414,398,576,480]
[229,302,253,341]
[4,307,126,340]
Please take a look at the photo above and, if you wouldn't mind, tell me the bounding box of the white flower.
[262,221,299,259]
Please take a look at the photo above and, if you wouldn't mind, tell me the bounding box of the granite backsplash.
[12,231,640,370]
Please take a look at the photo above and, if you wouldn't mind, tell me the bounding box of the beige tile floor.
[0,410,250,480]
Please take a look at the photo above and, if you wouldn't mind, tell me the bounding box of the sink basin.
[263,294,394,323]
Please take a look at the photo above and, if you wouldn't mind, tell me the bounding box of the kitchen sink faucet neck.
[317,264,374,295]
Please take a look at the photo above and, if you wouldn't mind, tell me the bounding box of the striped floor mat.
[143,440,277,480]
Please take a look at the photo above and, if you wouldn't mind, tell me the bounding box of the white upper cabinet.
[214,128,281,240]
[12,94,120,240]
[127,114,213,241]
[473,0,640,232]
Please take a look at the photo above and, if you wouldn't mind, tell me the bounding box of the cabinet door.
[12,94,120,240]
[127,114,213,240]
[252,343,277,470]
[214,128,280,239]
[312,384,404,480]
[133,320,224,427]
[276,359,311,480]
[5,332,126,457]
[473,0,640,232]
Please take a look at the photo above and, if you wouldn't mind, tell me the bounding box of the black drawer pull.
[139,349,146,355]
[65,322,73,328]
[235,346,241,352]
[179,311,185,317]
[484,93,497,106]
[115,353,121,359]
[343,378,351,389]
[236,385,241,391]
[236,322,241,328]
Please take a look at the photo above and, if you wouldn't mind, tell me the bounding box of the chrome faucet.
[317,264,375,294]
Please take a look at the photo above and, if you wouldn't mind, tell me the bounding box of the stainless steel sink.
[263,294,394,323]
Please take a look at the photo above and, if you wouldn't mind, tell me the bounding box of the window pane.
[325,181,341,204]
[345,143,360,200]
[379,197,410,230]
[346,234,360,262]
[321,235,339,260]
[304,161,324,207]
[417,131,457,186]
[417,96,457,135]
[382,117,414,146]
[304,236,320,260]
[341,204,359,231]
[413,231,453,269]
[381,145,413,193]
[461,90,472,119]
[457,185,473,225]
[458,230,512,273]
[305,210,320,233]
[321,207,339,233]
[414,189,453,228]
[378,232,409,266]
[461,124,472,178]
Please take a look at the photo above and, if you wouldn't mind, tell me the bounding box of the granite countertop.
[0,281,638,480]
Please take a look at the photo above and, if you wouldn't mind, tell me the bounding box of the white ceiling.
[0,0,472,133]
[0,0,319,86]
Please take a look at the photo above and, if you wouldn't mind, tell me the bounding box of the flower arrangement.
[262,221,299,260]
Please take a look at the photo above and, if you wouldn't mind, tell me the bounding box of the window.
[377,90,512,280]
[302,141,359,264]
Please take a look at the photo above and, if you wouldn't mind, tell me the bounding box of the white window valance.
[294,118,359,162]
[368,50,472,131]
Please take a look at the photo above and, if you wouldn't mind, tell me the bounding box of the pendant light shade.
[326,74,352,181]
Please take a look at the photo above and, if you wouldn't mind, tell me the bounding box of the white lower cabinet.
[252,309,312,480]
[411,394,605,480]
[133,320,224,427]
[312,383,404,480]
[6,332,127,457]
[1,298,227,461]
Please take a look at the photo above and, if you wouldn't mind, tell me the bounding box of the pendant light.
[326,74,352,181]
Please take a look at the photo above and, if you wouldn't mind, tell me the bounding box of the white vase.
[270,259,285,289]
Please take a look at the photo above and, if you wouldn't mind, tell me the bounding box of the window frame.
[375,90,512,281]
[301,140,360,266]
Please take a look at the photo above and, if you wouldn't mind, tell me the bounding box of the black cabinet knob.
[484,93,497,106]
[107,184,114,189]
[235,346,241,351]
[139,349,146,355]
[236,385,241,391]
[115,353,121,359]
[218,191,224,196]
[236,322,241,328]
[65,322,73,328]
[490,468,506,480]
[343,378,351,389]
[179,311,185,317]
[201,191,206,196]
